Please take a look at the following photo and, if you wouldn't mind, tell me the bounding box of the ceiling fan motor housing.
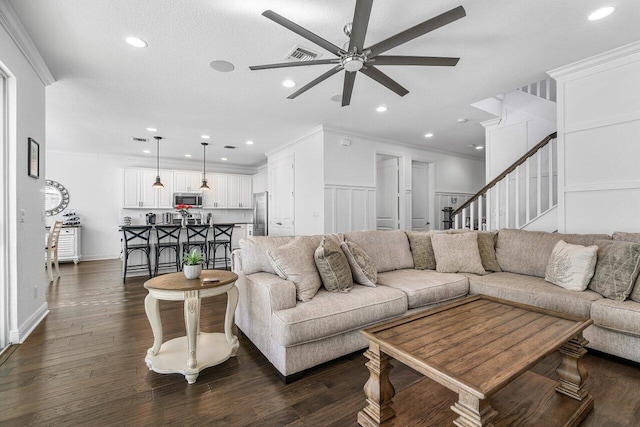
[342,55,365,72]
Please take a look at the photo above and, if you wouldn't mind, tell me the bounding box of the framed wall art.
[28,137,39,179]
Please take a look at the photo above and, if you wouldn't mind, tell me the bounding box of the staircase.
[448,132,558,232]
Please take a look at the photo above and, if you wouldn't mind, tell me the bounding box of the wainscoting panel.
[324,185,376,233]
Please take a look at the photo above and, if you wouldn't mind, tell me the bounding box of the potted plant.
[183,248,205,279]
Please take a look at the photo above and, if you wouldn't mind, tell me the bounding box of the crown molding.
[548,40,640,81]
[264,125,324,157]
[0,0,55,86]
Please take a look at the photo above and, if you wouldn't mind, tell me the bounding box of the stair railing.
[448,132,557,231]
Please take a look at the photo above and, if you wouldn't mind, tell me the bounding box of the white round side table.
[143,270,239,384]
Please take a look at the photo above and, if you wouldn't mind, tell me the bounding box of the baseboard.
[9,302,49,343]
[80,254,121,262]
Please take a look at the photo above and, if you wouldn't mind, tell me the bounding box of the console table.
[143,270,239,384]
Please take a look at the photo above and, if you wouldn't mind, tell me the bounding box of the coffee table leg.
[556,333,589,401]
[184,290,200,378]
[358,342,395,427]
[225,285,240,356]
[451,391,497,427]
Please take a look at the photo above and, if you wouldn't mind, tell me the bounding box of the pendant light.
[152,136,164,188]
[200,142,210,190]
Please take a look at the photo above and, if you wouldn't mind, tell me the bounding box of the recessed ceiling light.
[221,157,228,161]
[146,127,158,132]
[246,140,254,145]
[142,149,151,154]
[282,79,296,88]
[588,6,615,21]
[209,60,235,72]
[184,154,192,158]
[201,135,210,139]
[457,118,468,123]
[330,94,342,102]
[475,146,484,150]
[424,133,434,138]
[376,105,387,112]
[125,36,147,48]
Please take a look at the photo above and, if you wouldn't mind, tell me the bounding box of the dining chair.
[45,221,63,282]
[122,225,153,283]
[154,225,181,275]
[207,224,234,270]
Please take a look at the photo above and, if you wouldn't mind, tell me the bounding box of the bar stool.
[182,225,209,267]
[122,225,152,284]
[154,225,181,276]
[45,221,63,282]
[207,224,234,270]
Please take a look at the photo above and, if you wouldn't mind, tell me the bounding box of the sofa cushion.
[271,284,407,347]
[341,240,377,287]
[588,240,640,301]
[468,272,602,318]
[343,230,414,273]
[314,236,353,293]
[613,232,640,303]
[267,236,325,302]
[431,233,486,275]
[590,299,640,337]
[496,229,611,278]
[239,236,295,275]
[545,240,598,292]
[443,229,502,272]
[406,231,436,270]
[376,269,469,309]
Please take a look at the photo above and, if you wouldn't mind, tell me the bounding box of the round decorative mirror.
[45,179,70,216]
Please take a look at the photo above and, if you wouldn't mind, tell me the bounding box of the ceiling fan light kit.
[250,1,466,106]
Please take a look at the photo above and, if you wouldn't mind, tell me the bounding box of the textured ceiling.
[9,0,640,166]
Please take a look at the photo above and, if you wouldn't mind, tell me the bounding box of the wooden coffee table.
[358,295,594,427]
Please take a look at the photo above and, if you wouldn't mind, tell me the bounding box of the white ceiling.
[9,0,640,167]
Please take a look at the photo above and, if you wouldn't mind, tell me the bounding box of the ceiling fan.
[249,1,466,107]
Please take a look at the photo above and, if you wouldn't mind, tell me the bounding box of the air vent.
[223,145,236,149]
[285,45,320,62]
[132,137,148,142]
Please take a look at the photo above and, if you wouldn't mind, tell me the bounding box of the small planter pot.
[183,264,202,279]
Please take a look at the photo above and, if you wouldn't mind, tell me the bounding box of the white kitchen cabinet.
[228,175,252,209]
[174,171,203,193]
[45,226,82,264]
[123,168,173,209]
[203,174,228,208]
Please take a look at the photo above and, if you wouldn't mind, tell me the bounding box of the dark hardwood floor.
[1,260,639,426]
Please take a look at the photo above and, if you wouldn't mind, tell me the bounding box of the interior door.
[376,156,399,230]
[411,162,430,231]
[269,156,294,236]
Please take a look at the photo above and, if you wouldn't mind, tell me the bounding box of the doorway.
[0,72,8,352]
[411,161,432,231]
[376,154,400,230]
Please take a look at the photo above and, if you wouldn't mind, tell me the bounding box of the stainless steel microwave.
[174,192,202,207]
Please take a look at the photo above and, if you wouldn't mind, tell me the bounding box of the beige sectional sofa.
[232,228,640,382]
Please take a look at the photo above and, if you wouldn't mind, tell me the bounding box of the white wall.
[550,41,640,234]
[46,150,257,260]
[0,22,48,342]
[252,165,267,194]
[268,128,325,236]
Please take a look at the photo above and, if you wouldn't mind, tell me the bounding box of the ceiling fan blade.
[262,10,344,56]
[359,66,409,97]
[373,55,459,66]
[366,6,466,57]
[341,71,357,107]
[348,0,373,53]
[287,65,343,99]
[250,59,340,71]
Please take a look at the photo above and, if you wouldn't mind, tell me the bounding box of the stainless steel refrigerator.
[252,192,268,236]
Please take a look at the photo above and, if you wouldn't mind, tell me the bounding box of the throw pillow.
[406,231,436,270]
[267,236,323,302]
[340,240,377,287]
[588,240,640,301]
[430,233,486,275]
[314,237,353,293]
[544,240,598,291]
[612,232,640,303]
[444,229,502,272]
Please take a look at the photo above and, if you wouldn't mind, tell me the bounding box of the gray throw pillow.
[612,232,640,303]
[315,237,353,293]
[267,236,323,302]
[406,231,436,270]
[431,232,486,275]
[588,240,640,301]
[443,229,502,272]
[340,240,377,287]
